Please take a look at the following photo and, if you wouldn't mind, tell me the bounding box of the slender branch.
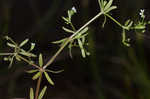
[70,12,103,39]
[17,55,40,69]
[35,73,43,99]
[43,12,103,69]
[43,39,70,69]
[105,13,124,28]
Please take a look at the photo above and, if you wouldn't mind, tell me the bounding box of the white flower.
[72,6,77,13]
[139,9,145,18]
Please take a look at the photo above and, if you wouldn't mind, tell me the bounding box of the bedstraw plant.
[0,0,149,99]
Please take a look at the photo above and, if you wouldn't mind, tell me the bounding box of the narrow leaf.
[20,51,37,57]
[46,69,64,74]
[44,72,54,85]
[81,36,85,44]
[8,56,14,68]
[78,39,86,58]
[32,72,41,80]
[79,27,88,35]
[127,21,133,29]
[62,27,74,33]
[62,17,69,22]
[19,38,29,47]
[30,88,34,99]
[15,55,21,61]
[104,0,113,11]
[39,53,43,67]
[79,33,88,39]
[26,69,38,73]
[134,25,145,30]
[7,43,15,48]
[125,19,131,26]
[103,0,107,6]
[74,27,88,39]
[104,6,117,13]
[38,86,47,99]
[81,49,86,58]
[52,38,67,44]
[98,0,102,10]
[98,0,104,11]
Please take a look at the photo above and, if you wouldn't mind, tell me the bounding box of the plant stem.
[35,73,42,99]
[17,55,40,69]
[43,12,103,69]
[105,13,124,28]
[43,39,70,69]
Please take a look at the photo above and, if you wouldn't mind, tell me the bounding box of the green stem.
[43,12,103,69]
[105,13,124,28]
[35,73,43,99]
[17,55,40,69]
[43,39,70,69]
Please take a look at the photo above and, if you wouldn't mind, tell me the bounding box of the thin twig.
[17,55,40,69]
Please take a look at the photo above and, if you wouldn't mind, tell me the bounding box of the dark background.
[0,0,150,99]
